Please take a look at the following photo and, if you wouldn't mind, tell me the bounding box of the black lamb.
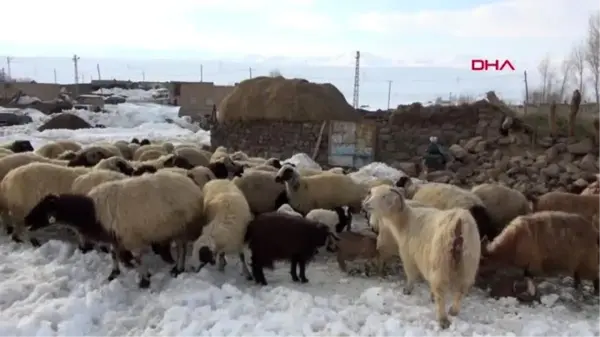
[244,212,335,286]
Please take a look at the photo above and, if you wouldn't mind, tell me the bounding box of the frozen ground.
[91,88,166,102]
[0,103,597,336]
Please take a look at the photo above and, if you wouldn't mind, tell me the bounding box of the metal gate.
[328,120,376,168]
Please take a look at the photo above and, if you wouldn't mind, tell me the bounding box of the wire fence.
[1,56,527,109]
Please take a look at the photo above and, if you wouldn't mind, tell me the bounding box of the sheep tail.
[483,220,520,261]
[450,218,464,266]
[469,205,498,241]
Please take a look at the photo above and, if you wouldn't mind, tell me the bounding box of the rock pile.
[408,135,598,195]
[37,113,92,132]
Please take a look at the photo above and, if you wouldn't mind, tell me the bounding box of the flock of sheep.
[0,138,597,330]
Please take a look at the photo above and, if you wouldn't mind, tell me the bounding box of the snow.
[0,102,597,336]
[0,103,209,148]
[91,88,167,102]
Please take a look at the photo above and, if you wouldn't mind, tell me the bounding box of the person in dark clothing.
[424,136,447,172]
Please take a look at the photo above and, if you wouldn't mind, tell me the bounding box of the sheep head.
[266,158,282,169]
[275,165,299,185]
[10,140,34,153]
[140,138,151,146]
[363,185,406,217]
[163,154,194,170]
[25,194,62,231]
[132,165,157,176]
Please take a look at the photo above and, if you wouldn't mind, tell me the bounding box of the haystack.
[217,76,359,122]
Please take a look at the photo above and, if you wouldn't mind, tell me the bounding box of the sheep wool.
[71,170,128,195]
[113,141,134,160]
[35,142,69,159]
[87,171,205,286]
[174,147,210,167]
[187,166,216,189]
[484,210,599,295]
[0,162,90,244]
[305,208,351,233]
[400,180,498,241]
[471,183,531,231]
[277,204,302,217]
[68,146,119,167]
[363,185,481,329]
[137,149,167,162]
[233,169,288,214]
[192,179,253,277]
[531,191,599,228]
[133,144,167,161]
[275,165,367,215]
[209,146,229,163]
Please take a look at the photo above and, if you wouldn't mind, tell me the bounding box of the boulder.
[0,113,33,126]
[37,113,92,131]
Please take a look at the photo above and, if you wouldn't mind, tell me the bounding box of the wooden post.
[312,121,327,160]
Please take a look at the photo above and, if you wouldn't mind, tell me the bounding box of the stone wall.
[211,120,329,164]
[210,101,506,170]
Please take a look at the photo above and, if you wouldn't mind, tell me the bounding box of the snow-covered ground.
[0,103,208,148]
[91,88,168,103]
[0,103,597,336]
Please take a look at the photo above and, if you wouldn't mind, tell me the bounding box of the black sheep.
[140,139,151,146]
[8,140,34,153]
[244,212,335,286]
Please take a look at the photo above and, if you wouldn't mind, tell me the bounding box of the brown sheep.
[335,231,382,276]
[482,210,599,295]
[529,191,599,228]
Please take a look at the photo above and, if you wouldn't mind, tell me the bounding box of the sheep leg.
[337,255,348,272]
[217,253,227,272]
[593,279,599,295]
[448,285,468,316]
[290,258,300,282]
[170,242,186,277]
[107,249,121,281]
[431,284,451,329]
[573,272,582,289]
[251,260,267,286]
[239,253,253,280]
[12,222,40,247]
[401,259,419,295]
[151,243,175,264]
[298,259,309,283]
[133,253,151,289]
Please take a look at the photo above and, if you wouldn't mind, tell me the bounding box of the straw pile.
[217,76,359,122]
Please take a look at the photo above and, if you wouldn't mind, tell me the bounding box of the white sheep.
[362,184,481,329]
[305,208,351,233]
[233,169,288,214]
[192,179,253,278]
[396,177,498,241]
[24,170,206,288]
[277,203,303,217]
[209,146,229,163]
[471,183,531,231]
[0,162,90,245]
[275,164,367,216]
[174,147,210,167]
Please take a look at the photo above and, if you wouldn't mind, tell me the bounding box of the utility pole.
[142,71,145,82]
[386,80,392,110]
[249,67,253,79]
[523,70,529,115]
[352,51,360,109]
[6,57,12,78]
[72,54,80,95]
[53,69,57,84]
[200,64,203,82]
[96,63,101,80]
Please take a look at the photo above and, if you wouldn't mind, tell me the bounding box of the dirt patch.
[38,113,92,131]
